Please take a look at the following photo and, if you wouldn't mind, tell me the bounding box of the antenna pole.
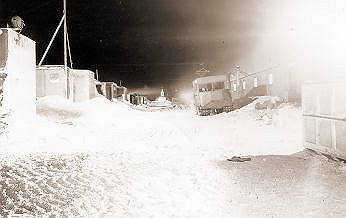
[63,0,70,99]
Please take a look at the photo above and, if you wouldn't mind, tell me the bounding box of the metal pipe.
[38,15,65,66]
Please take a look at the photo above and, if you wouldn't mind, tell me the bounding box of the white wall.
[1,28,36,119]
[36,66,68,98]
[70,69,95,102]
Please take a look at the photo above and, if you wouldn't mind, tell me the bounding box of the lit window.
[242,80,246,90]
[254,77,258,88]
[268,74,273,85]
[233,83,237,91]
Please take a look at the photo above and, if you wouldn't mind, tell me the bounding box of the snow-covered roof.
[193,75,226,85]
[36,65,69,70]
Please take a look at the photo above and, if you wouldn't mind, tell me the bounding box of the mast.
[63,0,70,99]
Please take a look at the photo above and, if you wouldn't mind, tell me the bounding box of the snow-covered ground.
[1,95,343,217]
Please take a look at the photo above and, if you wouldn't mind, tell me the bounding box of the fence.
[302,81,346,159]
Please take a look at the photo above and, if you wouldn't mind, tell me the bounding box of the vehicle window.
[213,82,224,90]
[199,84,207,92]
[198,83,212,92]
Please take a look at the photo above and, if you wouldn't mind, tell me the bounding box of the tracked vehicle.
[192,75,237,116]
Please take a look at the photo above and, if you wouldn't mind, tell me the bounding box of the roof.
[193,75,226,85]
[36,65,69,70]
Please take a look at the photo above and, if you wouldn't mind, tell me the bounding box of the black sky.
[0,0,283,88]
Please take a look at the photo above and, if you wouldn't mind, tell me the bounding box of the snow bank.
[1,95,303,155]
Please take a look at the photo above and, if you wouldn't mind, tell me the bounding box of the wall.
[302,81,346,159]
[70,69,95,102]
[36,66,68,98]
[0,28,36,119]
[36,66,95,102]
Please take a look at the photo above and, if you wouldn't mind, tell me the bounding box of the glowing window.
[233,83,237,92]
[254,77,258,88]
[242,80,246,90]
[268,74,273,85]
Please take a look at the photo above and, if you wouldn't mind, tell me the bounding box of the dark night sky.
[1,0,274,88]
[3,0,341,89]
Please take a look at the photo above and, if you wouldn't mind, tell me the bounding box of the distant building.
[228,65,299,102]
[96,82,117,101]
[117,85,127,101]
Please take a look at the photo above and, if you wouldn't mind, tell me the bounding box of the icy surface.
[1,95,342,217]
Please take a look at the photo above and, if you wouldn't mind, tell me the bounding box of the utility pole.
[63,0,69,99]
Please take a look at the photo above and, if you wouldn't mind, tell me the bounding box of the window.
[198,84,206,92]
[213,82,224,90]
[48,73,59,83]
[242,80,246,90]
[198,83,212,92]
[254,77,258,88]
[233,83,237,92]
[268,73,273,85]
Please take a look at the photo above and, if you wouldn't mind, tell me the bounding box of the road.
[1,150,346,217]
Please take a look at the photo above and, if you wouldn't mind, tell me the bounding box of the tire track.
[0,152,131,217]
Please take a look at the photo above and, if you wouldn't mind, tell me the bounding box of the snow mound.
[37,96,82,120]
[36,95,137,121]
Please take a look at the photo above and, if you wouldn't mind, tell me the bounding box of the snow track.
[0,153,131,217]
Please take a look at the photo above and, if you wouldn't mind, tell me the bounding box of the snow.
[0,95,306,217]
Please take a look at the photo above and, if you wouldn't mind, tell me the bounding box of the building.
[0,28,36,119]
[116,85,127,101]
[36,65,95,102]
[96,82,118,101]
[228,64,299,102]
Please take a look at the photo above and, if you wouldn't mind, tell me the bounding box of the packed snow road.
[1,96,345,217]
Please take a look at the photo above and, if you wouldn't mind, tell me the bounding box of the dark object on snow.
[7,16,25,32]
[227,156,251,162]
